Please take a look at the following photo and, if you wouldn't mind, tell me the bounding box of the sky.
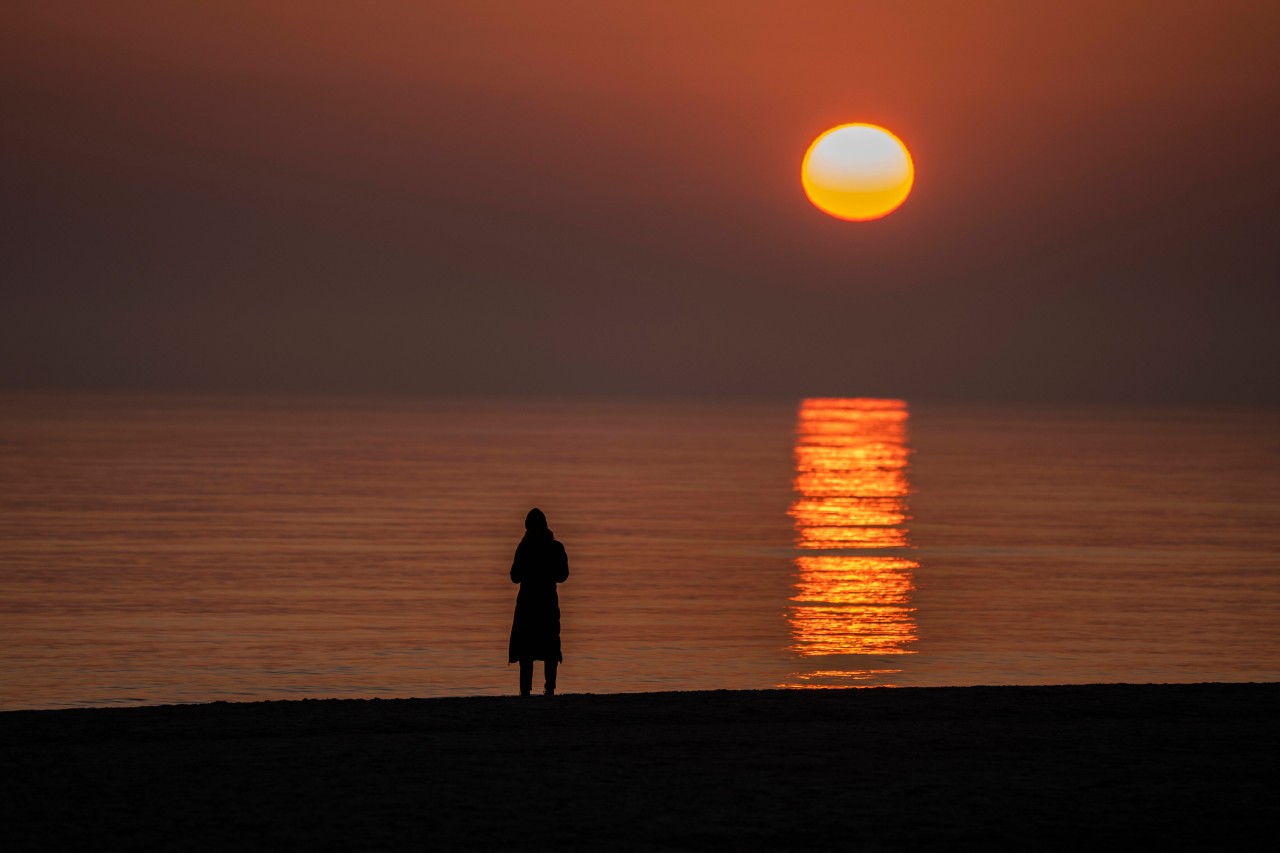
[3,0,1278,403]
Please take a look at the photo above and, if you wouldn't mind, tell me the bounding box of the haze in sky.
[3,1,1277,402]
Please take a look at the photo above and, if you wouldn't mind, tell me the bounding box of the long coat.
[508,530,569,663]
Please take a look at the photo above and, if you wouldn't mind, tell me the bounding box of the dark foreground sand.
[3,683,1277,850]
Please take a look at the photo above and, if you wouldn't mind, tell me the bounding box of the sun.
[801,123,914,221]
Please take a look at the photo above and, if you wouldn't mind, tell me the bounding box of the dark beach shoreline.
[3,682,1276,850]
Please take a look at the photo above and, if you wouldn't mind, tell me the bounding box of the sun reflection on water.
[784,398,918,688]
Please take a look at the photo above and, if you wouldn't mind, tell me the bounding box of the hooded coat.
[508,508,569,663]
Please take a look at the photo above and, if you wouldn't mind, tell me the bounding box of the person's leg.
[519,660,533,696]
[544,660,558,695]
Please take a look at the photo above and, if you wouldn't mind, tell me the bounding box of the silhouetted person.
[508,507,569,696]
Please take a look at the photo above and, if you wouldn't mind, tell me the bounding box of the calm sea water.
[1,394,1277,710]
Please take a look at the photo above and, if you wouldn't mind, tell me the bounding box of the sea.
[2,393,1278,710]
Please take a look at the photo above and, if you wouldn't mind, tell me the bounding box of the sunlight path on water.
[784,399,919,688]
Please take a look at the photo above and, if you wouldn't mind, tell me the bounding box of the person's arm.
[555,542,569,584]
[510,543,524,583]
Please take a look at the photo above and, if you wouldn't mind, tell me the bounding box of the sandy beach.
[3,682,1276,850]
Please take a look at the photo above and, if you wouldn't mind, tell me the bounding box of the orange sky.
[3,1,1277,401]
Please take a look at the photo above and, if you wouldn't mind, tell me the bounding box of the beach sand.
[3,683,1276,850]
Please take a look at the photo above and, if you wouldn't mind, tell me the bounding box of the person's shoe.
[520,690,531,697]
[544,688,555,697]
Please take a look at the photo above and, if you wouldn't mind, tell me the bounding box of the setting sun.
[801,123,914,221]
